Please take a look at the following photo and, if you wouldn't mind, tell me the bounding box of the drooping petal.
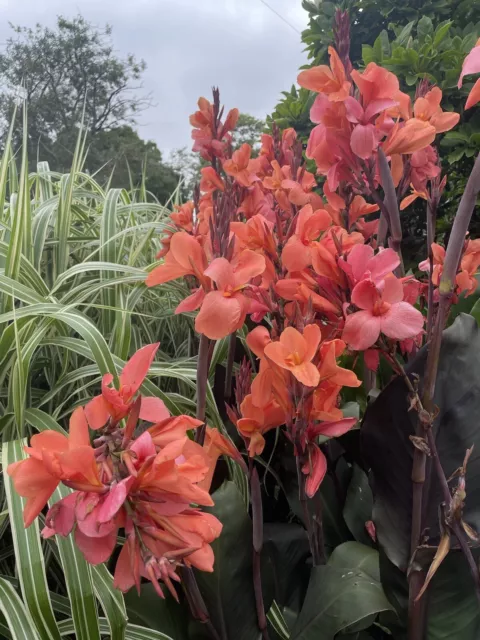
[466,78,480,110]
[303,444,327,498]
[186,543,215,572]
[350,124,378,159]
[139,397,170,423]
[113,541,136,592]
[175,287,206,314]
[44,492,78,536]
[342,311,381,350]
[120,343,160,397]
[458,43,480,88]
[97,477,134,523]
[317,417,357,438]
[195,291,244,340]
[380,302,424,341]
[246,326,271,358]
[8,458,59,527]
[75,526,117,565]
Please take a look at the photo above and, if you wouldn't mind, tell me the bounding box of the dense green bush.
[269,0,480,247]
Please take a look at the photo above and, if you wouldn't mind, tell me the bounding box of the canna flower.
[339,244,400,288]
[170,202,194,232]
[342,275,424,350]
[413,87,459,133]
[409,146,441,193]
[195,250,266,340]
[400,186,428,210]
[303,417,357,497]
[200,167,225,193]
[282,204,332,272]
[85,343,170,430]
[298,46,351,101]
[344,95,398,159]
[458,39,480,110]
[223,143,259,188]
[236,394,285,456]
[351,63,400,106]
[7,408,103,527]
[382,118,436,156]
[264,324,321,387]
[146,232,208,288]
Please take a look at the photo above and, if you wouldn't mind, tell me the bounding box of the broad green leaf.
[343,465,373,546]
[291,543,394,639]
[3,440,60,640]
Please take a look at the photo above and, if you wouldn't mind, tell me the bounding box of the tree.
[269,0,480,252]
[0,16,180,203]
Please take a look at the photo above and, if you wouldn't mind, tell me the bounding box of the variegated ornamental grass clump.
[4,15,480,640]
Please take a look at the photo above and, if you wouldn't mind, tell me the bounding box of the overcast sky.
[0,0,309,155]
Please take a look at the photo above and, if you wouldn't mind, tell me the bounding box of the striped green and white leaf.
[3,440,60,640]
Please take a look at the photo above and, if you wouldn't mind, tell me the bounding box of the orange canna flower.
[146,232,209,288]
[237,394,285,456]
[413,87,459,133]
[85,343,169,430]
[7,408,103,527]
[282,205,332,272]
[200,426,245,490]
[170,202,194,232]
[351,63,399,106]
[400,186,428,210]
[382,119,436,156]
[195,250,266,340]
[223,143,259,188]
[298,46,351,101]
[264,324,321,387]
[317,339,361,388]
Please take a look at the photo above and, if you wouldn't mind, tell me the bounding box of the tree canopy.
[0,16,179,202]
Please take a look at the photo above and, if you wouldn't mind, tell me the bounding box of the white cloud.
[0,0,309,154]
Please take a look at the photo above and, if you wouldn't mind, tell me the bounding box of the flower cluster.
[8,344,241,599]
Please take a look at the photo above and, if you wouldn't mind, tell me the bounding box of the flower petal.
[139,397,170,423]
[195,291,243,340]
[120,343,160,397]
[380,302,424,341]
[342,311,381,351]
[75,526,117,565]
[351,279,381,310]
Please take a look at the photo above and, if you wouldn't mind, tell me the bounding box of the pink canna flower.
[303,417,357,497]
[282,205,332,272]
[458,39,480,110]
[85,344,170,430]
[342,275,424,350]
[195,250,266,340]
[339,244,400,288]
